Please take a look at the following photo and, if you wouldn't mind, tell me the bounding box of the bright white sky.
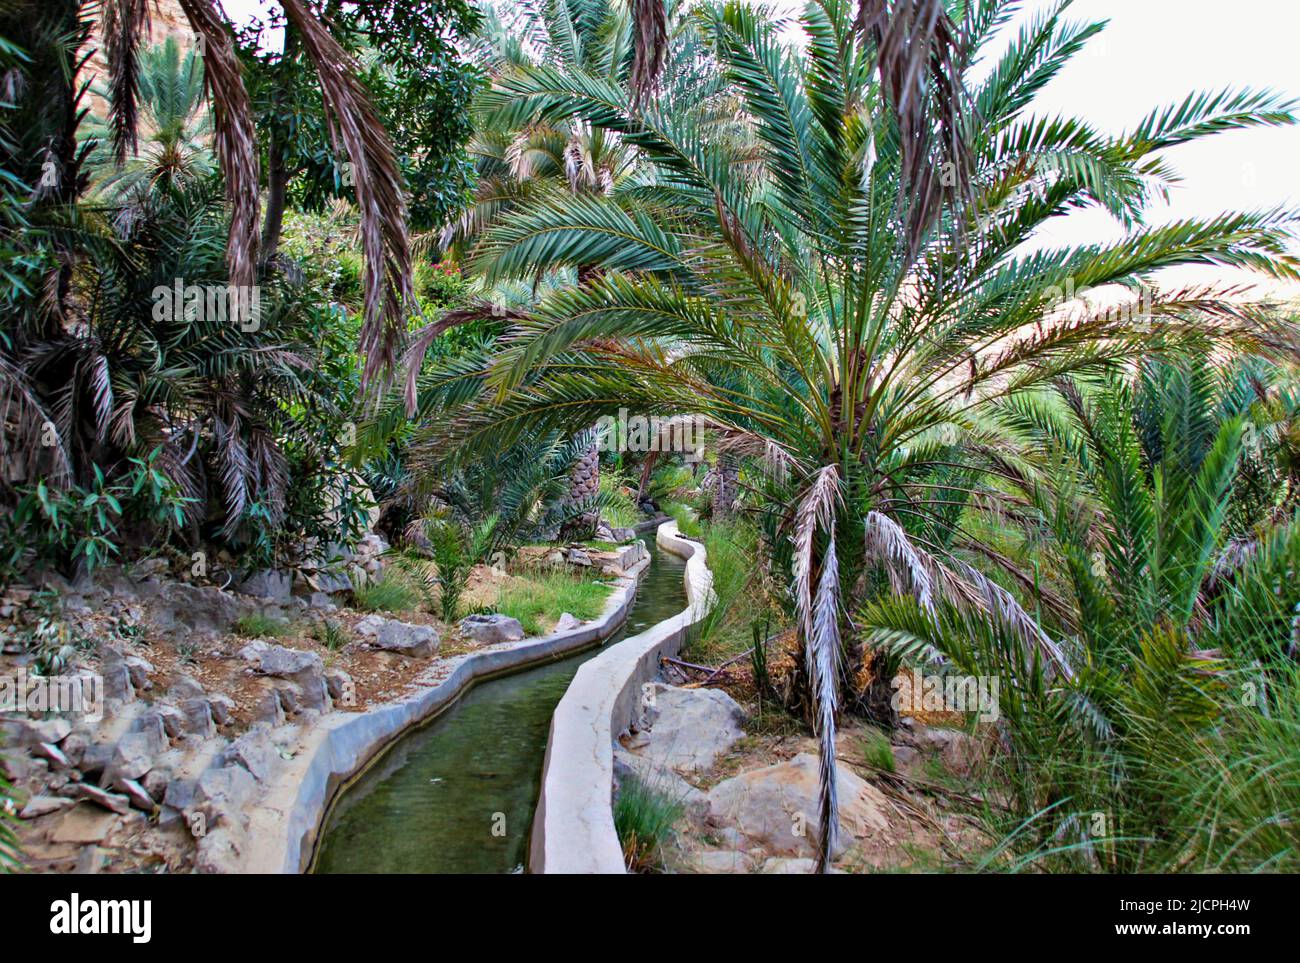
[220,0,1300,292]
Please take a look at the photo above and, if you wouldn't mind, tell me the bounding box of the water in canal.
[312,537,686,874]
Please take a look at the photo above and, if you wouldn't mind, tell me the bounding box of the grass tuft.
[613,774,684,873]
[494,571,613,635]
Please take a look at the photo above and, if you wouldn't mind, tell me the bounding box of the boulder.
[116,778,157,812]
[237,639,272,663]
[32,741,71,769]
[611,527,637,543]
[760,857,819,874]
[218,731,280,784]
[179,698,216,738]
[6,717,71,748]
[367,619,439,658]
[252,688,286,727]
[19,795,76,819]
[324,668,353,704]
[636,683,746,774]
[705,753,889,860]
[310,570,353,595]
[167,674,206,702]
[194,826,245,874]
[122,656,154,691]
[255,645,329,711]
[69,784,132,816]
[100,731,160,786]
[565,549,592,567]
[151,581,249,636]
[236,569,293,601]
[208,694,236,727]
[138,705,185,740]
[131,558,169,579]
[613,747,707,820]
[554,612,582,633]
[459,613,525,644]
[194,765,257,828]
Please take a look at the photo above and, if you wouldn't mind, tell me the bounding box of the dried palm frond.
[177,0,260,298]
[791,465,843,873]
[629,0,666,108]
[280,0,414,388]
[102,0,152,165]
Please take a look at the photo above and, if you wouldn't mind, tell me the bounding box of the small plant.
[14,591,89,676]
[352,572,422,614]
[750,619,773,700]
[311,618,351,652]
[233,612,291,638]
[613,774,684,873]
[861,728,896,773]
[425,515,497,622]
[0,764,20,872]
[175,640,202,666]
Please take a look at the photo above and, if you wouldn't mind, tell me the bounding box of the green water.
[312,538,686,874]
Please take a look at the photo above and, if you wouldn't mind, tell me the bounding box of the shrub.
[233,612,292,638]
[352,572,422,614]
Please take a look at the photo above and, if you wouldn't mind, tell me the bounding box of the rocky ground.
[614,679,992,873]
[0,538,639,874]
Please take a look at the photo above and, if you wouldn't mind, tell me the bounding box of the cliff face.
[82,0,197,118]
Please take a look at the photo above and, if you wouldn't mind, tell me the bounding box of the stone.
[194,765,257,828]
[236,569,293,601]
[19,795,75,819]
[459,613,525,644]
[49,805,117,844]
[162,777,197,813]
[324,668,352,703]
[238,639,271,663]
[32,742,71,769]
[565,549,592,567]
[370,620,439,658]
[308,592,337,611]
[168,674,206,701]
[69,784,132,816]
[101,662,134,701]
[613,746,707,820]
[253,688,286,727]
[310,570,353,595]
[554,612,582,633]
[760,857,819,874]
[131,557,170,579]
[705,753,889,860]
[150,581,249,636]
[684,849,756,874]
[218,731,279,783]
[116,778,156,812]
[7,717,71,748]
[101,732,159,786]
[179,698,216,738]
[636,683,746,773]
[142,768,170,802]
[139,705,185,740]
[611,527,637,543]
[352,614,386,637]
[208,694,236,727]
[256,645,329,711]
[123,655,154,691]
[73,844,106,874]
[194,826,244,874]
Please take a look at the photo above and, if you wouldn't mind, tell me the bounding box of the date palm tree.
[408,0,1299,870]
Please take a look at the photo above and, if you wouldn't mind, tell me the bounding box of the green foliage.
[0,762,20,872]
[311,618,352,652]
[612,773,684,873]
[860,729,897,773]
[424,516,497,621]
[663,502,702,540]
[233,612,292,639]
[3,590,90,676]
[352,572,423,615]
[597,469,641,529]
[493,570,612,636]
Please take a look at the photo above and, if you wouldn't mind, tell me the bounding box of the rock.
[611,527,637,543]
[613,746,707,820]
[101,661,134,701]
[150,581,250,636]
[636,683,746,773]
[131,558,170,579]
[705,753,889,860]
[19,795,76,819]
[565,549,592,567]
[32,741,72,769]
[168,674,206,702]
[73,844,106,874]
[49,805,117,844]
[459,613,525,644]
[684,849,756,874]
[369,619,439,658]
[596,520,616,541]
[760,857,819,874]
[353,614,386,638]
[308,592,337,611]
[6,717,71,748]
[139,705,185,741]
[194,765,257,828]
[554,612,582,633]
[69,784,132,816]
[256,645,329,711]
[101,732,159,786]
[252,688,286,727]
[194,826,244,874]
[123,655,154,691]
[236,569,293,601]
[179,698,216,738]
[238,639,271,663]
[310,570,353,595]
[208,694,236,727]
[116,778,156,812]
[218,731,279,783]
[142,768,170,802]
[162,777,197,813]
[324,668,352,703]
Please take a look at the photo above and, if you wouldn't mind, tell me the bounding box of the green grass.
[352,572,422,614]
[599,471,642,528]
[233,611,292,638]
[613,774,685,873]
[860,728,896,773]
[494,571,613,635]
[664,501,702,539]
[310,618,351,652]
